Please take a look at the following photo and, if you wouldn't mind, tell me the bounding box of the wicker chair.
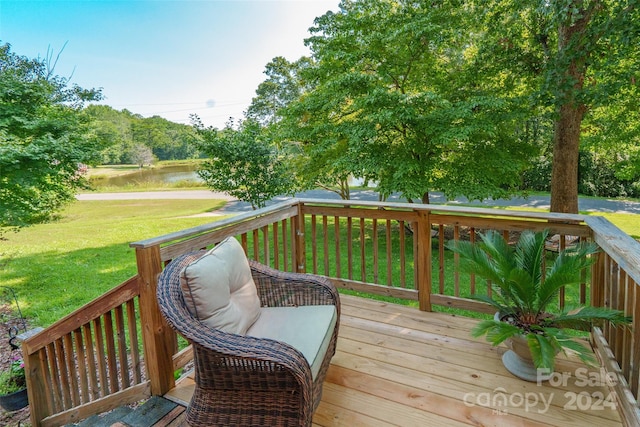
[157,250,340,427]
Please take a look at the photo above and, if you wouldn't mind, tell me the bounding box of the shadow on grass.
[0,243,138,326]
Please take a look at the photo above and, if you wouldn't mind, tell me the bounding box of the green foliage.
[447,229,631,371]
[84,105,198,164]
[0,42,102,231]
[193,118,295,209]
[470,0,640,211]
[276,0,534,203]
[246,56,313,127]
[0,357,25,394]
[523,150,640,198]
[0,198,226,325]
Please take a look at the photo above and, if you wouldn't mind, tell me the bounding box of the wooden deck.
[163,294,623,426]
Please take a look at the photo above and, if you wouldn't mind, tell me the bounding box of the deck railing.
[23,277,147,427]
[22,198,640,426]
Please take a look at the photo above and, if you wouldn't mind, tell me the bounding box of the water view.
[90,164,203,187]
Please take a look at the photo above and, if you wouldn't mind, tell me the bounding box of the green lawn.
[0,196,638,327]
[0,199,227,325]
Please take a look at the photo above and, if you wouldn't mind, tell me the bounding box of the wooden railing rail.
[296,200,592,312]
[24,198,640,426]
[427,212,592,312]
[585,216,640,425]
[23,276,147,427]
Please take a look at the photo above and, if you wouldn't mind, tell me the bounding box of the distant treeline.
[84,105,199,166]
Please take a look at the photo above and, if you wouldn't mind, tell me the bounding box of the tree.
[281,0,534,203]
[0,42,102,230]
[472,0,640,213]
[129,144,155,167]
[192,118,295,209]
[246,56,313,127]
[84,105,135,164]
[85,106,199,163]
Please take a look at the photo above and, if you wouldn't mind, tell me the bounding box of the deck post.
[417,210,432,311]
[25,349,50,427]
[135,245,176,395]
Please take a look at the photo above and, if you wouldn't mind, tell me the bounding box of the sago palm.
[447,229,630,372]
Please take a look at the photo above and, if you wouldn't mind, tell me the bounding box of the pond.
[90,164,203,187]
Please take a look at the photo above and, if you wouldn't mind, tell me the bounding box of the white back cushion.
[180,237,261,334]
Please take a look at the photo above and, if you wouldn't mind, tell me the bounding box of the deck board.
[162,294,623,426]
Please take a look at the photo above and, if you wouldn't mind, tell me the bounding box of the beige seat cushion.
[247,305,337,380]
[180,237,261,334]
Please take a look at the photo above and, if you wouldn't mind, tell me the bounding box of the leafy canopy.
[277,0,534,202]
[0,42,102,230]
[192,118,294,210]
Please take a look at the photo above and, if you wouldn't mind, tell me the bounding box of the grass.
[0,199,227,326]
[0,192,638,328]
[88,180,206,193]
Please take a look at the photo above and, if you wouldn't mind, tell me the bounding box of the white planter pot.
[494,312,554,382]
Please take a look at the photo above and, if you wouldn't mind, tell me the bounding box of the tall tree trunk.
[422,191,430,204]
[549,2,594,214]
[550,104,584,213]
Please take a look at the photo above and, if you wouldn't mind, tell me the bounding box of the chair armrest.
[249,260,340,315]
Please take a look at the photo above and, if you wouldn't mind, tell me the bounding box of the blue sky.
[0,0,339,128]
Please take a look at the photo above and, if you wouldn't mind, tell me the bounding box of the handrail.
[586,215,640,285]
[130,199,301,249]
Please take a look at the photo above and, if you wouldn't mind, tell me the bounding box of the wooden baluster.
[399,220,406,288]
[114,305,130,389]
[54,339,72,408]
[323,215,329,276]
[63,333,80,406]
[73,328,89,404]
[273,222,280,270]
[83,323,99,400]
[93,317,108,396]
[372,219,379,284]
[360,217,366,282]
[386,219,392,286]
[335,216,342,278]
[311,215,318,274]
[347,217,354,280]
[262,225,269,266]
[126,299,142,384]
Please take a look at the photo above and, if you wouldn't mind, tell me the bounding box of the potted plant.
[447,229,631,381]
[0,355,28,411]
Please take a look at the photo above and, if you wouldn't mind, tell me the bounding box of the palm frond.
[515,230,547,286]
[544,328,597,366]
[472,319,521,346]
[536,242,597,312]
[505,268,537,314]
[557,337,597,366]
[469,294,512,314]
[478,231,516,274]
[550,306,631,330]
[447,239,507,284]
[527,333,558,370]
